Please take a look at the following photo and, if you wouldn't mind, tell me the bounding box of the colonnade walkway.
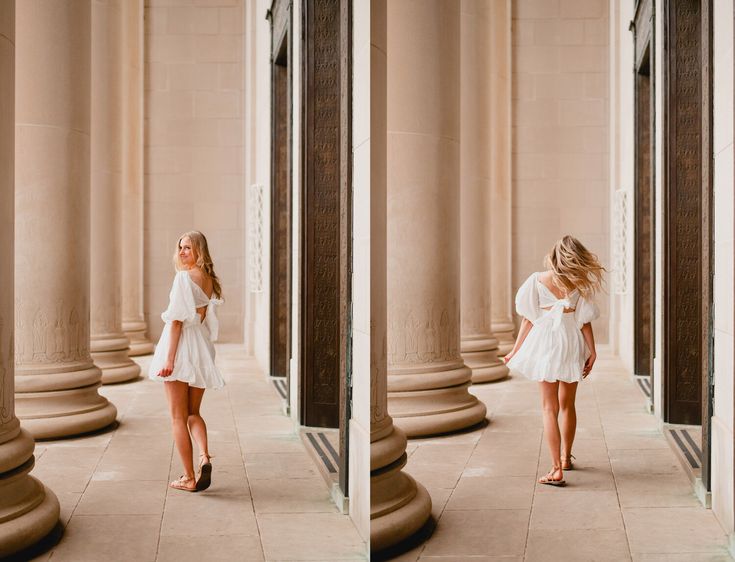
[388,353,733,562]
[24,345,366,562]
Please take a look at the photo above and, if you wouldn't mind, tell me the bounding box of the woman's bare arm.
[158,320,183,377]
[581,322,597,377]
[503,317,533,363]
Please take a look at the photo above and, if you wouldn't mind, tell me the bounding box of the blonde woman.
[149,231,225,492]
[504,235,604,487]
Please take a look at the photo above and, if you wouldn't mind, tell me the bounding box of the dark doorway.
[633,0,655,394]
[269,0,293,383]
[662,0,713,434]
[301,0,352,495]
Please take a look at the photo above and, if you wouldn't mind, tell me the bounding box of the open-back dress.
[148,270,225,389]
[505,272,599,383]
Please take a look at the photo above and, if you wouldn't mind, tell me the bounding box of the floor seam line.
[230,371,267,562]
[524,413,544,562]
[593,377,634,561]
[154,425,175,562]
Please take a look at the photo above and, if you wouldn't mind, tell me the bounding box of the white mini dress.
[506,272,600,383]
[148,270,225,389]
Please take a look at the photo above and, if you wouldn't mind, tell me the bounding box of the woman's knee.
[171,412,189,425]
[559,403,576,415]
[542,402,560,416]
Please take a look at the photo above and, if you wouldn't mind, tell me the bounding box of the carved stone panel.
[269,0,292,380]
[663,0,705,425]
[301,0,344,429]
[634,43,654,380]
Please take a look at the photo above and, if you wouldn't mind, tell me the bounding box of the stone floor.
[384,353,733,562]
[24,344,366,562]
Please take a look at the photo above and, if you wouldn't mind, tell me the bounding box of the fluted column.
[489,0,514,356]
[370,0,432,550]
[121,0,152,356]
[15,0,118,439]
[459,0,509,384]
[0,3,61,555]
[386,0,487,438]
[90,0,141,383]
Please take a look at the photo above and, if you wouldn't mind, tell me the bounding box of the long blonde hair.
[544,235,605,298]
[173,230,223,299]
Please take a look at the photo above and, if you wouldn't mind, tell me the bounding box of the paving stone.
[401,355,731,560]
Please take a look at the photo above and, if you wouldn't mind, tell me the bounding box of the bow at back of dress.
[204,298,223,342]
[187,273,223,342]
[536,279,580,329]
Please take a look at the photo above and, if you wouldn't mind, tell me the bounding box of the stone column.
[14,0,118,439]
[90,0,141,383]
[0,3,61,556]
[370,0,432,551]
[490,0,514,356]
[121,0,153,356]
[386,0,487,437]
[459,0,509,384]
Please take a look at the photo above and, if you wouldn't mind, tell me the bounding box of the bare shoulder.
[537,270,553,283]
[187,268,213,295]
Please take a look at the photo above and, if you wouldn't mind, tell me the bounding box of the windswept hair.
[173,230,223,299]
[544,235,605,299]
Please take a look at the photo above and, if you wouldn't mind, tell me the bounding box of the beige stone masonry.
[460,0,509,384]
[144,0,245,343]
[14,0,118,439]
[0,2,60,555]
[91,0,142,383]
[386,0,487,437]
[511,0,610,343]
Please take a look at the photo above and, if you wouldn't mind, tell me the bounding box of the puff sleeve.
[575,295,600,327]
[515,273,542,322]
[161,271,197,324]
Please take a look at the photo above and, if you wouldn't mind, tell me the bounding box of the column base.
[371,421,432,553]
[16,384,118,440]
[91,334,141,383]
[123,320,154,356]
[0,429,60,558]
[388,365,487,437]
[463,351,509,383]
[492,321,515,357]
[461,337,510,383]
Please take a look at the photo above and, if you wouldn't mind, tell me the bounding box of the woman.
[504,235,604,487]
[149,231,225,492]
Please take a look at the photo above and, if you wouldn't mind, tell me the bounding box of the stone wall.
[511,0,610,343]
[143,0,244,342]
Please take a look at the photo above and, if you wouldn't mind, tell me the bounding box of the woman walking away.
[149,231,225,492]
[504,235,604,487]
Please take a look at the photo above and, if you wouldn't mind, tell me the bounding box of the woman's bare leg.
[187,387,209,460]
[164,381,195,488]
[539,381,563,481]
[558,381,579,467]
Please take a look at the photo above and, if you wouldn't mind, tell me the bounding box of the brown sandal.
[562,454,576,471]
[196,453,213,492]
[539,467,566,487]
[170,474,197,492]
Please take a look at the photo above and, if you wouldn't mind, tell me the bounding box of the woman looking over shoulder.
[149,231,225,492]
[504,235,604,487]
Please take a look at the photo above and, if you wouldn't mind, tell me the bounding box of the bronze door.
[662,0,712,428]
[269,0,293,381]
[633,34,655,384]
[300,0,353,495]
